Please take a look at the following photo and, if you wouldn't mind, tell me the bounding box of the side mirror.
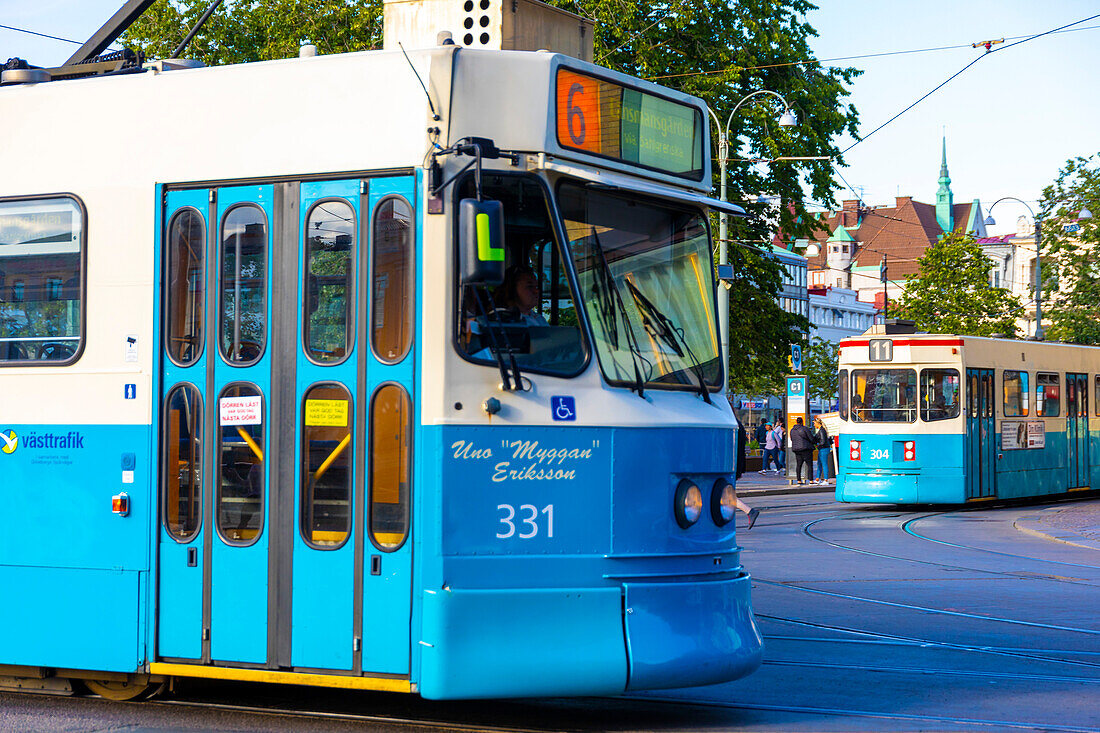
[459,198,505,287]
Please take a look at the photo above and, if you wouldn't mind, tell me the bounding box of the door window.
[166,208,206,365]
[370,197,414,364]
[216,383,265,545]
[301,384,353,549]
[369,384,411,551]
[163,383,203,541]
[304,200,355,364]
[219,205,268,364]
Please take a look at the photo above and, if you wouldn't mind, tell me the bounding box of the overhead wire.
[0,22,122,52]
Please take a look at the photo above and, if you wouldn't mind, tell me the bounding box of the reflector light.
[112,492,130,517]
[849,441,861,461]
[904,441,915,461]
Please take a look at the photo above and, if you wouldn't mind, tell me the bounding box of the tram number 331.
[497,504,554,539]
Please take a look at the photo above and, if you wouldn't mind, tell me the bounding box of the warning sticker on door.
[305,399,349,427]
[220,396,263,425]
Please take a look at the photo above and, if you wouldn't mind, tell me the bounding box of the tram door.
[158,177,417,674]
[965,368,996,499]
[1066,373,1089,489]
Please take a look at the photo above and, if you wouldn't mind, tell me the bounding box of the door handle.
[187,546,198,567]
[371,554,381,576]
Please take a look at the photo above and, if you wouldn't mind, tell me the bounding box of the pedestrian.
[758,422,778,474]
[813,415,832,484]
[789,417,815,484]
[773,419,786,472]
[754,418,768,448]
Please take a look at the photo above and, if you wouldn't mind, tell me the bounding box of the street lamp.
[985,197,1092,339]
[709,90,797,380]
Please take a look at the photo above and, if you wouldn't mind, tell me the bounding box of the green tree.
[121,0,382,65]
[803,335,838,402]
[1038,154,1100,345]
[123,0,853,384]
[893,231,1023,337]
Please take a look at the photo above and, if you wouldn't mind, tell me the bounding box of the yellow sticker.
[305,399,349,427]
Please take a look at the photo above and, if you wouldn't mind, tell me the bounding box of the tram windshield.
[850,368,917,423]
[556,181,720,392]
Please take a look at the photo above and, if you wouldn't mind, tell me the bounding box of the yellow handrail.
[314,434,351,483]
[236,427,264,462]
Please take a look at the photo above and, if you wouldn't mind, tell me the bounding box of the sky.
[2,1,1098,234]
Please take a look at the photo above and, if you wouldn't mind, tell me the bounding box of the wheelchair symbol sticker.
[551,396,576,422]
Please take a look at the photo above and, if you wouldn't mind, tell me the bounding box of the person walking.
[758,422,778,474]
[789,417,815,485]
[773,420,787,473]
[754,418,768,449]
[813,415,832,484]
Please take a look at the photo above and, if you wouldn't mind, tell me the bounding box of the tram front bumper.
[417,573,762,699]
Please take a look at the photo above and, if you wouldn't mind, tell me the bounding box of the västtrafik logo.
[1,429,17,454]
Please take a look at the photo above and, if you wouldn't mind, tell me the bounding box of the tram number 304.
[868,449,889,460]
[497,504,554,539]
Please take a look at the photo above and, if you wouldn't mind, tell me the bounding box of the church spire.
[936,135,954,233]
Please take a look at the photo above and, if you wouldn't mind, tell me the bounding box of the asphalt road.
[3,490,1098,732]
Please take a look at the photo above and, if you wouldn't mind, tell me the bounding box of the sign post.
[785,376,809,482]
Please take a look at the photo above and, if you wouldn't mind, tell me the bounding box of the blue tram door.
[158,185,275,665]
[159,176,416,676]
[1066,373,1089,489]
[289,176,417,675]
[965,368,996,500]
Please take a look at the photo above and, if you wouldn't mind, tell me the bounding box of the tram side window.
[166,208,206,365]
[1003,370,1029,417]
[1036,372,1060,417]
[164,384,203,541]
[301,384,353,548]
[219,205,267,364]
[216,384,265,545]
[850,368,917,423]
[838,369,849,420]
[0,196,84,364]
[304,200,355,364]
[919,369,960,421]
[455,173,586,376]
[369,383,410,551]
[371,197,413,364]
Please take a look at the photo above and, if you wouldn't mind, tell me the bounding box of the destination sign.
[555,68,704,179]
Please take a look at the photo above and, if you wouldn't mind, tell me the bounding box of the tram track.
[755,613,1100,671]
[149,697,558,733]
[901,514,1100,570]
[794,510,1100,587]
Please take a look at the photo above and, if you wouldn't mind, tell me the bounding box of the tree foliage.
[121,0,381,64]
[803,335,838,402]
[1038,153,1100,345]
[893,231,1023,337]
[122,0,855,385]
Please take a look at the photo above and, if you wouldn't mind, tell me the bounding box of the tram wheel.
[82,676,167,701]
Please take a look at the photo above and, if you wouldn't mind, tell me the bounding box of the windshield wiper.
[589,228,650,398]
[624,279,712,404]
[465,285,525,391]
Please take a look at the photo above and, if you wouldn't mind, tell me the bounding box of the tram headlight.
[711,478,737,526]
[674,479,704,528]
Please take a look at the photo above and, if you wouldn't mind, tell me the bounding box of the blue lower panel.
[418,586,627,699]
[624,575,762,690]
[838,471,966,503]
[0,565,140,671]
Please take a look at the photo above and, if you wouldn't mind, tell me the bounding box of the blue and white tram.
[0,15,761,701]
[836,326,1099,504]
